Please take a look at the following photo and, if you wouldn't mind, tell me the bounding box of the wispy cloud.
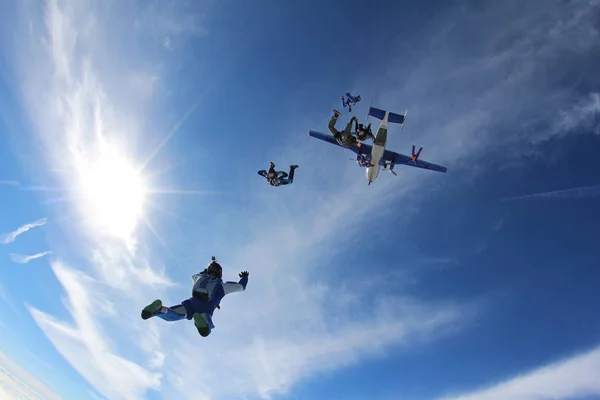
[421,257,461,266]
[0,218,47,244]
[503,184,600,201]
[10,0,196,397]
[0,281,18,314]
[0,351,62,400]
[439,344,600,400]
[10,251,52,264]
[555,92,600,137]
[493,218,505,231]
[0,180,20,186]
[28,261,162,400]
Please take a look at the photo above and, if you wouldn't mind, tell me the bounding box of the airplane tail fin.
[367,106,408,128]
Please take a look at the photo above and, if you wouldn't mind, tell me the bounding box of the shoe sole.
[141,299,162,320]
[193,313,210,337]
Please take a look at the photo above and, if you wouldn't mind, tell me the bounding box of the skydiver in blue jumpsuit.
[340,92,361,112]
[257,162,299,186]
[141,257,249,337]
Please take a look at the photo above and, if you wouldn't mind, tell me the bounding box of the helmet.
[207,260,222,279]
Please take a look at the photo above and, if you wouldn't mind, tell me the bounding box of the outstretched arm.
[223,271,249,295]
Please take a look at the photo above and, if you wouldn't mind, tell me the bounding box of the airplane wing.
[308,130,372,156]
[382,149,448,173]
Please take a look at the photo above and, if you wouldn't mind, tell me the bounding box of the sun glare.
[81,148,146,240]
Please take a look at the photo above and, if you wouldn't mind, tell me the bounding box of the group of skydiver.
[140,92,425,338]
[256,93,379,185]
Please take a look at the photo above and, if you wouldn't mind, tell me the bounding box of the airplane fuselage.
[366,112,389,185]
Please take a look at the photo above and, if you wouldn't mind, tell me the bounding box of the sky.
[0,0,599,399]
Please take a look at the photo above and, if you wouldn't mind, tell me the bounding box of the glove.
[239,271,249,278]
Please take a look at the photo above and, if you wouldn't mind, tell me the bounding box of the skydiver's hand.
[239,271,249,278]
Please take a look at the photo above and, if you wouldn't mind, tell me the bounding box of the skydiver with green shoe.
[141,257,249,337]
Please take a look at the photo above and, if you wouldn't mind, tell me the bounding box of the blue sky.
[1,0,600,399]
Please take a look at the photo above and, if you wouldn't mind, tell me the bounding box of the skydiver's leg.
[288,165,298,181]
[141,300,187,321]
[416,147,423,158]
[328,115,341,137]
[268,164,276,176]
[341,120,355,144]
[344,121,354,136]
[155,304,187,321]
[193,313,212,337]
[412,145,416,157]
[258,170,268,179]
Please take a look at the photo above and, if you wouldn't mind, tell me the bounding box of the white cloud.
[439,344,600,400]
[0,180,20,186]
[0,351,62,400]
[367,0,600,174]
[220,300,466,399]
[0,282,11,307]
[10,251,52,264]
[504,184,600,201]
[28,261,162,400]
[1,218,47,244]
[555,92,600,136]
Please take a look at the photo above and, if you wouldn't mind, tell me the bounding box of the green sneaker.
[141,299,163,320]
[193,313,210,337]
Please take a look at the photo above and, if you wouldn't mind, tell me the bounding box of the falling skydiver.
[328,109,359,147]
[141,257,249,337]
[354,120,375,141]
[356,153,373,167]
[340,92,361,112]
[411,145,423,163]
[257,162,299,186]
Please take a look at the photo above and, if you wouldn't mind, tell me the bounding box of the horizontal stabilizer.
[368,106,386,120]
[389,111,406,125]
[368,106,406,125]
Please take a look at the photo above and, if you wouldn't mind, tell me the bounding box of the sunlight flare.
[79,145,146,240]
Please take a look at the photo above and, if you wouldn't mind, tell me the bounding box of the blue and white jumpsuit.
[147,272,248,336]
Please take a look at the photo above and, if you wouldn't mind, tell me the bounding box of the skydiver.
[355,122,375,141]
[141,257,249,338]
[411,145,423,163]
[356,154,372,167]
[340,92,361,112]
[257,161,279,185]
[329,109,358,147]
[258,162,299,186]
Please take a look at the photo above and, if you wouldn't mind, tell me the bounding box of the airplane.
[308,106,448,185]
